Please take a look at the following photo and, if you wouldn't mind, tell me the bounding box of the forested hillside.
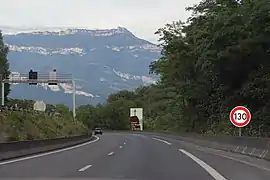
[76,0,270,137]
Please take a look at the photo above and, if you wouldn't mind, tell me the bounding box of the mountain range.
[1,26,160,107]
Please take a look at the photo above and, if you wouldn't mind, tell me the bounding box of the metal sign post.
[1,82,4,106]
[239,128,242,136]
[72,80,76,118]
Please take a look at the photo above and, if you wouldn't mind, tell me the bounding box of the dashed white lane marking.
[78,165,92,172]
[179,149,227,180]
[119,146,123,148]
[152,137,172,145]
[108,152,115,156]
[0,136,100,166]
[123,142,126,145]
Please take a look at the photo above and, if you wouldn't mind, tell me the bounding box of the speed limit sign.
[229,106,251,127]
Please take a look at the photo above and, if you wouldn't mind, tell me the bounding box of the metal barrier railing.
[0,105,59,117]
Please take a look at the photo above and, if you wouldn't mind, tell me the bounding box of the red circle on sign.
[229,106,251,127]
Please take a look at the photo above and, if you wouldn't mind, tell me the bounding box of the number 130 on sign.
[229,106,251,127]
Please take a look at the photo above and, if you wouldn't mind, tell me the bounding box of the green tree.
[76,105,96,129]
[0,30,10,102]
[149,0,270,135]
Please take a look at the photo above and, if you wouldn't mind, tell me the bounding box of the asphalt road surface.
[0,132,270,180]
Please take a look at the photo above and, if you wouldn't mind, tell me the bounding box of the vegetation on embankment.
[0,99,88,142]
[76,0,270,137]
[0,108,87,142]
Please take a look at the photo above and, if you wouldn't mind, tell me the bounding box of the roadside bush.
[0,111,88,142]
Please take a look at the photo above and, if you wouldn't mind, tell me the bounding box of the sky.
[0,0,200,43]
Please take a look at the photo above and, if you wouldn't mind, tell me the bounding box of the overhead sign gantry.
[0,69,77,119]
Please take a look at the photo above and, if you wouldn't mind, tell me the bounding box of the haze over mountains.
[1,26,160,107]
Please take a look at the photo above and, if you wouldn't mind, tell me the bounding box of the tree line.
[76,0,270,137]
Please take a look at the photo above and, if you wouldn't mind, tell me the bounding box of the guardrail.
[1,105,31,112]
[0,105,58,116]
[0,134,93,162]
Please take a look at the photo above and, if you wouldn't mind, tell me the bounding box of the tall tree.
[0,30,10,102]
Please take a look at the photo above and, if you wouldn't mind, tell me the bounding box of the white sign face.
[33,101,46,112]
[130,108,143,119]
[130,108,143,131]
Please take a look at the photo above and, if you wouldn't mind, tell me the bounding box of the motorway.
[0,132,270,180]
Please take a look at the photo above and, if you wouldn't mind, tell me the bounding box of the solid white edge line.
[152,137,172,145]
[179,149,227,180]
[78,164,92,172]
[108,152,114,156]
[195,147,270,172]
[0,135,100,166]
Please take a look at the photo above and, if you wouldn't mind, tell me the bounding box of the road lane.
[0,132,270,180]
[0,133,126,177]
[70,133,215,180]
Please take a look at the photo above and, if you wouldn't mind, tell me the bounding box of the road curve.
[0,132,270,180]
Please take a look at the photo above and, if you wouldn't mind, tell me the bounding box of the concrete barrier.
[0,134,93,161]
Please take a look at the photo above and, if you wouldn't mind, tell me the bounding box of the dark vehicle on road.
[93,128,103,135]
